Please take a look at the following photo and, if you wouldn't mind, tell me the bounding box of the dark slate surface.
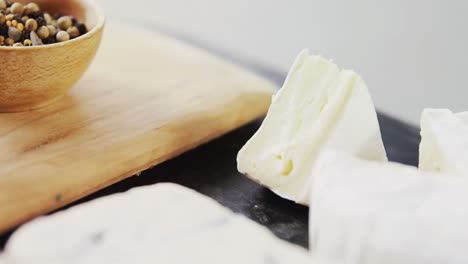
[0,28,421,250]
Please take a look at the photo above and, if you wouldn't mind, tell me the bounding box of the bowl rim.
[0,0,105,50]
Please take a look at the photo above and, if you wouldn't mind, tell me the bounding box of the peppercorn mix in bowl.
[0,0,105,112]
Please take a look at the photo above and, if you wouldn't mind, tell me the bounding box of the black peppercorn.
[19,29,28,42]
[76,23,87,35]
[43,35,55,44]
[0,23,7,36]
[28,11,45,20]
[12,14,21,22]
[36,15,46,27]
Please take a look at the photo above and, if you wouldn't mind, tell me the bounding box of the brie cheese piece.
[419,108,468,176]
[309,151,468,264]
[237,50,387,204]
[2,183,311,264]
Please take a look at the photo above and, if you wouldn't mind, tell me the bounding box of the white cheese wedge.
[419,108,468,176]
[237,50,387,204]
[2,183,311,264]
[309,151,468,264]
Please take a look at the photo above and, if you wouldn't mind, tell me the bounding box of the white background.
[101,0,468,124]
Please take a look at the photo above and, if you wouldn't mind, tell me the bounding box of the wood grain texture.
[0,0,105,112]
[0,21,277,233]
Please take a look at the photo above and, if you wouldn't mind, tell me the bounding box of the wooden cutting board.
[0,21,276,233]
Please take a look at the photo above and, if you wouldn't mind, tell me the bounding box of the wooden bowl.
[0,0,105,113]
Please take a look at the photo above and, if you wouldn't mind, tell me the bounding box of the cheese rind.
[419,108,468,176]
[237,50,387,205]
[309,151,468,264]
[2,183,311,264]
